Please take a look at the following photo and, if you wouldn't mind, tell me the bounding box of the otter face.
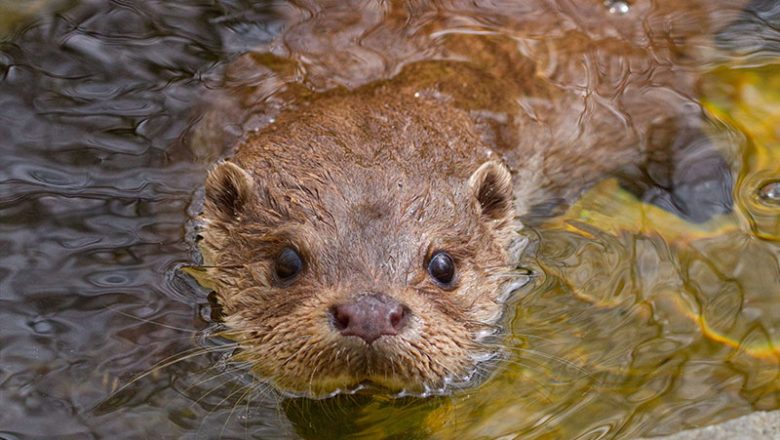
[199,158,520,396]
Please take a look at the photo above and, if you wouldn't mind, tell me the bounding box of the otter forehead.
[255,164,480,284]
[235,89,488,178]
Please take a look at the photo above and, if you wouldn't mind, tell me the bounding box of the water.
[1,1,779,438]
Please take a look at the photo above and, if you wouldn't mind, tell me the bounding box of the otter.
[194,0,742,396]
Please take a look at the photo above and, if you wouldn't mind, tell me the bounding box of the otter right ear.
[468,160,514,221]
[204,161,255,221]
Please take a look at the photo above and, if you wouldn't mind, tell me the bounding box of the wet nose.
[331,294,409,344]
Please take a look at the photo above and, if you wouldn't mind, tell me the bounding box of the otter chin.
[198,91,527,396]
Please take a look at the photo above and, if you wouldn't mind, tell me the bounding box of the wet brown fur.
[196,0,746,395]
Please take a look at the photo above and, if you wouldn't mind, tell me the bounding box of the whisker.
[184,264,246,270]
[187,363,255,409]
[506,347,592,377]
[220,381,260,439]
[198,381,250,438]
[110,308,200,334]
[104,343,241,402]
[473,360,555,402]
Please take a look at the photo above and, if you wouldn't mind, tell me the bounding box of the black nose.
[331,294,409,344]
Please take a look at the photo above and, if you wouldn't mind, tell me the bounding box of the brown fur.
[196,0,745,395]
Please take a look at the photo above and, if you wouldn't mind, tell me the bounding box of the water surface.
[1,1,780,439]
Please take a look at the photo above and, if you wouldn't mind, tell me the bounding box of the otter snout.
[330,294,410,344]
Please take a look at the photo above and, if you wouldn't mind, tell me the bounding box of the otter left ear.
[204,160,255,221]
[468,160,514,221]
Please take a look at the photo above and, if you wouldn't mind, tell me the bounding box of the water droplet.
[30,319,55,335]
[604,0,630,15]
[759,181,780,205]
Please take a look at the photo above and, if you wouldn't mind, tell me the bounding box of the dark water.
[0,1,294,437]
[1,1,780,439]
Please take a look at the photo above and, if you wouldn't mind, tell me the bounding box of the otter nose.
[331,294,409,344]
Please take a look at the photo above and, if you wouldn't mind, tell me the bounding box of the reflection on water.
[0,1,779,438]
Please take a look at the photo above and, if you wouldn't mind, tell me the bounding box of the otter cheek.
[472,298,504,329]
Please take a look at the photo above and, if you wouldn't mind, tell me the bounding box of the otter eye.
[274,247,303,283]
[428,251,455,286]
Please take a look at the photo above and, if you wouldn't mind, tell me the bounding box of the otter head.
[198,96,523,396]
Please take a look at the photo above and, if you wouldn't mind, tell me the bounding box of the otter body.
[197,0,742,395]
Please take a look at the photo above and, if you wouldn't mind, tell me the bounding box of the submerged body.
[197,0,741,395]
